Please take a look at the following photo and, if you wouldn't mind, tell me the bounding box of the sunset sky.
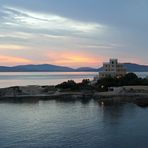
[0,0,148,68]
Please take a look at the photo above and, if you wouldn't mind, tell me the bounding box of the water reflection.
[0,97,92,106]
[98,102,140,126]
[100,104,125,124]
[0,97,39,104]
[55,97,91,104]
[0,98,148,148]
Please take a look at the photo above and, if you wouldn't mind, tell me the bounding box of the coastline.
[0,85,148,107]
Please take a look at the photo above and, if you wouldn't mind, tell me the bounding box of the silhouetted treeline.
[55,73,148,92]
[55,79,93,91]
[95,73,148,91]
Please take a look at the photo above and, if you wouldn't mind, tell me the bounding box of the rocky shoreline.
[0,85,148,107]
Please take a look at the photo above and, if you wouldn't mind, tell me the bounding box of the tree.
[55,80,78,90]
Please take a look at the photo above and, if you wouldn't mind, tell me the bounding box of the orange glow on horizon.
[0,55,31,65]
[46,51,105,67]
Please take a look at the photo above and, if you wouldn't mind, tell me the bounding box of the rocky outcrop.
[0,85,57,98]
[0,86,94,102]
[0,85,148,107]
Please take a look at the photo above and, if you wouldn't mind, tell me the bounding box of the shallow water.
[0,100,148,148]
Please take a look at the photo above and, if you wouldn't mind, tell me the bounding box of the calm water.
[0,100,148,148]
[0,72,147,88]
[0,72,97,88]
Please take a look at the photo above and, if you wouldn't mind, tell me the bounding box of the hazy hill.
[0,63,147,72]
[0,64,74,72]
[123,63,148,72]
[76,67,98,72]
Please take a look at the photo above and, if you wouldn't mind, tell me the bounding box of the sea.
[0,100,148,148]
[0,72,148,148]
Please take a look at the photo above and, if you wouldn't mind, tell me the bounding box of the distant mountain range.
[0,64,74,72]
[0,63,147,72]
[123,63,148,72]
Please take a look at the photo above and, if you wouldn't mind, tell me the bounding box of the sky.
[0,0,148,68]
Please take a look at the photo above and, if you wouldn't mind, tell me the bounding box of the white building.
[99,59,126,79]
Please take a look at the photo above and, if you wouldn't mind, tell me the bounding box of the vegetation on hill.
[95,73,148,91]
[56,73,148,92]
[55,79,93,91]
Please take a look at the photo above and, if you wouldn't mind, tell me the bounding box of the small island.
[0,72,148,107]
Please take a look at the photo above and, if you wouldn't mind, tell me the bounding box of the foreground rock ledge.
[0,85,148,106]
